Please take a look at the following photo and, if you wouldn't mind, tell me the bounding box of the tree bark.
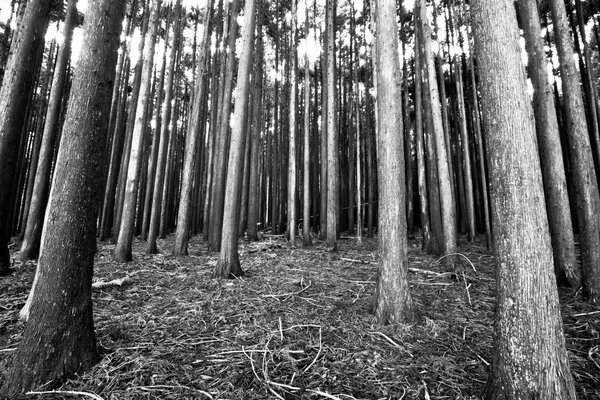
[302,0,312,247]
[216,0,256,278]
[518,0,579,288]
[288,0,298,247]
[416,0,457,259]
[20,0,78,261]
[247,12,264,242]
[0,0,51,276]
[549,0,600,302]
[0,0,124,394]
[372,0,415,324]
[471,0,577,397]
[208,0,240,251]
[325,0,338,250]
[173,0,213,256]
[114,0,162,262]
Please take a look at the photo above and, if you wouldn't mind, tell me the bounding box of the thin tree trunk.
[326,0,338,250]
[302,0,312,247]
[208,0,240,251]
[247,15,264,242]
[416,0,457,258]
[173,0,213,256]
[288,0,298,247]
[216,0,256,278]
[114,0,161,262]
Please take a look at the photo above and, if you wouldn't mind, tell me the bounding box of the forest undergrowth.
[1,235,599,400]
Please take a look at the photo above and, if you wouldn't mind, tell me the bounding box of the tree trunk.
[325,0,338,250]
[208,0,240,251]
[216,0,256,278]
[20,0,78,261]
[302,1,312,247]
[147,4,181,253]
[517,0,579,288]
[247,14,264,242]
[416,0,457,259]
[0,0,51,276]
[549,0,600,302]
[471,0,577,397]
[287,0,298,247]
[114,0,161,262]
[372,0,415,324]
[0,0,124,394]
[173,0,213,256]
[414,30,431,252]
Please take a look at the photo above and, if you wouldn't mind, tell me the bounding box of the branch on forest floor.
[92,276,131,290]
[26,390,105,400]
[261,279,312,301]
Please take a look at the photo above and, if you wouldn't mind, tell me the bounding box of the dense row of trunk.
[2,0,600,394]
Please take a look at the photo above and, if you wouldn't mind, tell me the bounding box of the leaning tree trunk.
[216,0,256,278]
[0,0,124,394]
[114,0,161,263]
[471,0,578,398]
[517,0,579,288]
[549,0,600,302]
[371,0,415,325]
[20,0,78,262]
[0,0,51,276]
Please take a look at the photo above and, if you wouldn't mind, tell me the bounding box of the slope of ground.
[1,234,598,399]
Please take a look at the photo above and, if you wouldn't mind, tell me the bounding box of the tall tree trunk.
[216,0,256,278]
[549,0,600,302]
[208,0,240,251]
[472,0,577,397]
[319,10,328,240]
[19,40,56,240]
[20,0,78,261]
[468,53,491,249]
[325,0,338,250]
[414,30,431,251]
[173,0,213,256]
[517,0,579,288]
[372,0,415,324]
[416,0,457,259]
[0,0,51,276]
[114,0,161,262]
[451,11,476,242]
[287,0,298,247]
[141,7,171,241]
[246,11,264,242]
[148,8,180,252]
[302,0,312,247]
[0,0,124,393]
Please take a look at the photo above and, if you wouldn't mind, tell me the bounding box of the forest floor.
[1,234,599,400]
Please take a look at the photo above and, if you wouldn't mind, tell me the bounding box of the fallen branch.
[27,390,105,400]
[92,276,130,290]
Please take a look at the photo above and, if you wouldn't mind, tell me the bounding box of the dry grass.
[1,234,598,399]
